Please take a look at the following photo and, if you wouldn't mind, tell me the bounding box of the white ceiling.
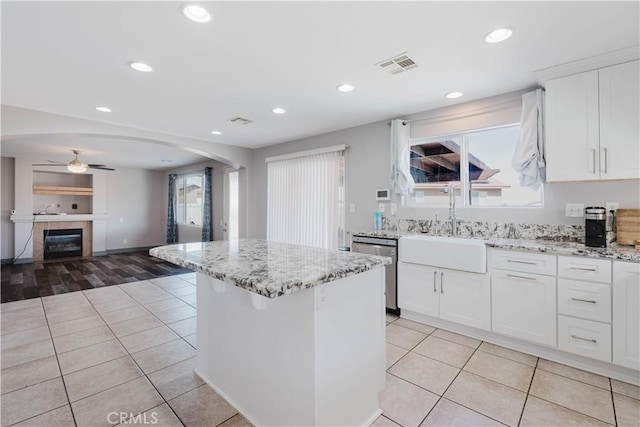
[2,1,639,162]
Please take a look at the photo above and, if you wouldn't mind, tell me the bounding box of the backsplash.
[381,217,586,242]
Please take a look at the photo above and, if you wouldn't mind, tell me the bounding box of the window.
[266,146,345,249]
[176,174,204,225]
[409,125,542,207]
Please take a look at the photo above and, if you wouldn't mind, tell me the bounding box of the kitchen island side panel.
[195,268,385,426]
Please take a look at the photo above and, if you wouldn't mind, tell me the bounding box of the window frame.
[175,173,205,226]
[408,123,544,209]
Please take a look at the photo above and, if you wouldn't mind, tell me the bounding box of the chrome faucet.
[441,182,459,237]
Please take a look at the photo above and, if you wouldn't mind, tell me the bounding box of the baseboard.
[105,246,155,255]
[92,251,108,257]
[13,257,34,265]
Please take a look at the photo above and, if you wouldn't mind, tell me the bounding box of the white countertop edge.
[10,214,110,223]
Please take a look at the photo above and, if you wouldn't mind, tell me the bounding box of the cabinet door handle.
[506,274,537,281]
[433,271,437,293]
[601,148,608,174]
[507,260,537,265]
[571,334,597,344]
[570,297,597,304]
[440,272,444,294]
[570,266,597,272]
[592,148,597,174]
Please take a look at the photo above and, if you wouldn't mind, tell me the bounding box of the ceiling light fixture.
[129,62,153,72]
[67,152,88,173]
[182,4,212,23]
[210,130,222,135]
[337,84,355,93]
[272,107,286,114]
[445,91,464,99]
[485,27,513,43]
[95,106,112,113]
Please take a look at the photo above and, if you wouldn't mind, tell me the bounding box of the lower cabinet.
[492,269,557,347]
[613,261,640,370]
[398,262,491,331]
[558,315,612,362]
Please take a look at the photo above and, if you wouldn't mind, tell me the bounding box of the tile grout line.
[40,296,80,427]
[516,355,539,426]
[609,378,618,427]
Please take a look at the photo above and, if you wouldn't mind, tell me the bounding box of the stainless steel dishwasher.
[351,235,398,313]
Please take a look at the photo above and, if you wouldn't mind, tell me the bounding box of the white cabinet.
[599,61,640,180]
[398,262,491,331]
[546,60,640,182]
[398,262,439,317]
[558,315,612,363]
[613,261,640,370]
[439,269,491,331]
[490,250,557,347]
[492,269,557,346]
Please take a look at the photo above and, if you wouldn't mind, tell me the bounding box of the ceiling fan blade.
[32,163,66,166]
[87,164,106,167]
[88,165,115,171]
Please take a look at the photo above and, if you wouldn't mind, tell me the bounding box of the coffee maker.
[585,207,607,248]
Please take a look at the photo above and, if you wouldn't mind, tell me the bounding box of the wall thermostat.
[375,189,391,201]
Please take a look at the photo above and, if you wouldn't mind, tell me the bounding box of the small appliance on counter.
[585,207,607,248]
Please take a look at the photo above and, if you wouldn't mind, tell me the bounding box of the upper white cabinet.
[546,60,640,182]
[613,261,640,370]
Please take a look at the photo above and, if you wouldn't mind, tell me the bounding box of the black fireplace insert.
[44,229,83,260]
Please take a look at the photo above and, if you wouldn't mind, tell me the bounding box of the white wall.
[249,93,640,237]
[1,157,15,260]
[106,168,166,250]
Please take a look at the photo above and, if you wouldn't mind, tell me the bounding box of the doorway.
[223,167,239,240]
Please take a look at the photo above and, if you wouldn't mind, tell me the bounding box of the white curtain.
[512,89,546,188]
[390,119,415,202]
[267,150,344,249]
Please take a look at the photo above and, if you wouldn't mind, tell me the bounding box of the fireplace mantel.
[10,214,109,223]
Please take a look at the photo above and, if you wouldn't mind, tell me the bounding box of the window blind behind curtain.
[267,148,345,250]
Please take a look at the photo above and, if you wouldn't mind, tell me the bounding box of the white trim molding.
[265,144,347,163]
[535,45,640,84]
[10,214,109,223]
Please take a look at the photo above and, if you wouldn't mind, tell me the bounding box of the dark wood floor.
[1,252,191,303]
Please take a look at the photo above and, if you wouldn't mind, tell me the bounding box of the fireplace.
[43,229,83,260]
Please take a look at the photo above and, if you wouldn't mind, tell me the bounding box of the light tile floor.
[1,279,638,426]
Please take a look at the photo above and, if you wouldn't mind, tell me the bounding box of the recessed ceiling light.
[337,84,355,93]
[160,160,173,163]
[445,91,464,99]
[95,106,112,112]
[485,28,513,43]
[210,130,222,135]
[272,107,286,114]
[182,4,212,23]
[129,62,153,72]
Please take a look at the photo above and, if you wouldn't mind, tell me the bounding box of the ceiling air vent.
[228,116,253,125]
[376,52,418,75]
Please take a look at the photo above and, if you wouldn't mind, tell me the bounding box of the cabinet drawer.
[558,279,611,323]
[489,250,556,276]
[558,315,611,362]
[558,256,611,283]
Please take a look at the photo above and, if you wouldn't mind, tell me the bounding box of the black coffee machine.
[585,207,607,248]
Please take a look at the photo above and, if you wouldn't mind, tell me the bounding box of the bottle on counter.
[373,211,383,231]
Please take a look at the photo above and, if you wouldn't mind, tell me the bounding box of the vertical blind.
[267,149,345,249]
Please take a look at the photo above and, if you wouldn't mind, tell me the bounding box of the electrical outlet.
[390,203,397,216]
[565,203,585,217]
[605,202,619,231]
[378,203,385,213]
[349,203,356,213]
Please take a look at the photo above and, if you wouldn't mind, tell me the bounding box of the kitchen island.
[150,239,391,427]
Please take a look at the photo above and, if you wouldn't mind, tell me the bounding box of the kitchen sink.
[399,235,487,273]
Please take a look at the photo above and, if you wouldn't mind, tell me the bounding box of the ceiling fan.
[32,150,115,173]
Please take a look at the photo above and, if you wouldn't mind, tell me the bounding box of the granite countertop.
[150,239,392,298]
[350,231,640,262]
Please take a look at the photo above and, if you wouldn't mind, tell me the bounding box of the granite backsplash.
[381,217,588,243]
